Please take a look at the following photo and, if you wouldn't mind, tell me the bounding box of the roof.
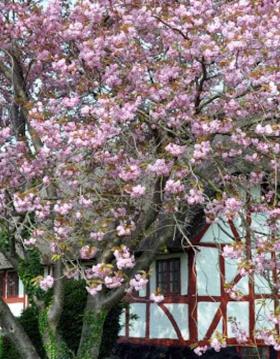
[0,252,13,270]
[137,206,206,254]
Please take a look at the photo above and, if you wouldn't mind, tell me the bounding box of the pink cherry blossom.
[129,185,146,198]
[165,179,184,194]
[150,293,164,303]
[194,346,208,356]
[114,246,135,270]
[104,274,124,289]
[86,284,102,296]
[147,159,172,177]
[185,189,204,205]
[129,273,148,292]
[165,143,186,157]
[79,246,97,260]
[40,275,54,291]
[210,338,226,352]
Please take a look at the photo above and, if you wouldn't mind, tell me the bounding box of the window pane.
[0,272,5,297]
[7,272,19,297]
[156,259,180,295]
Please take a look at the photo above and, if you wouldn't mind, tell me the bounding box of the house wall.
[119,215,278,351]
[2,276,27,317]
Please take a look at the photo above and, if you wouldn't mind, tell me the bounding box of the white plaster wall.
[138,288,146,297]
[129,303,146,338]
[18,279,24,297]
[250,186,261,202]
[196,247,220,295]
[227,301,249,337]
[201,220,234,244]
[8,303,24,317]
[251,213,270,235]
[254,274,272,294]
[197,302,221,340]
[149,304,177,339]
[201,215,248,243]
[225,257,249,295]
[255,299,274,331]
[119,310,126,336]
[165,304,189,340]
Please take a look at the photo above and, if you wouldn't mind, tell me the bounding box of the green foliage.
[0,306,45,359]
[77,308,108,359]
[18,249,45,301]
[39,307,72,359]
[0,279,122,359]
[58,279,87,354]
[99,304,123,359]
[0,225,10,253]
[20,306,46,357]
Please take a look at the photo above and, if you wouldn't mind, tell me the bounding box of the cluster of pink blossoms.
[39,275,54,291]
[256,331,280,351]
[149,293,164,303]
[113,246,135,270]
[147,159,172,176]
[194,345,208,356]
[119,164,141,182]
[165,143,186,157]
[129,273,148,292]
[116,221,136,237]
[104,273,124,289]
[206,195,243,222]
[85,264,112,280]
[128,184,146,198]
[185,189,205,205]
[86,284,102,296]
[210,337,227,352]
[222,244,244,260]
[0,0,280,353]
[165,179,184,194]
[224,284,243,300]
[191,141,211,162]
[79,246,97,260]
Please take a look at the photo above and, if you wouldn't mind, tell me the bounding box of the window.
[0,272,4,297]
[0,271,19,298]
[156,258,180,295]
[7,272,19,297]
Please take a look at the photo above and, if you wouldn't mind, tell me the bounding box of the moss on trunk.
[77,308,108,359]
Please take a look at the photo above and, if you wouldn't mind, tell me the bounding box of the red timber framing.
[118,217,280,358]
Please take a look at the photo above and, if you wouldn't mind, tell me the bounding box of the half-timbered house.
[117,208,280,359]
[1,189,280,359]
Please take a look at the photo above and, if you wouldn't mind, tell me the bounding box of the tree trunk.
[0,298,41,359]
[38,262,72,359]
[38,308,72,359]
[77,295,108,359]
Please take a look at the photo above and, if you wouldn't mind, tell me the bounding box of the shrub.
[0,280,122,359]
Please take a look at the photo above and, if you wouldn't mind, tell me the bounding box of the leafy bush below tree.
[0,280,121,359]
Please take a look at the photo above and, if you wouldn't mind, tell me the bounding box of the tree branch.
[47,261,64,327]
[0,297,40,359]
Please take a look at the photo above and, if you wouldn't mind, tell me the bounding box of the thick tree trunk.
[38,308,72,359]
[0,298,41,359]
[77,295,108,359]
[38,262,72,359]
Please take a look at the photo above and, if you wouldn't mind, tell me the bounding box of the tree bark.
[38,308,71,359]
[38,261,72,359]
[0,297,41,359]
[77,295,108,359]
